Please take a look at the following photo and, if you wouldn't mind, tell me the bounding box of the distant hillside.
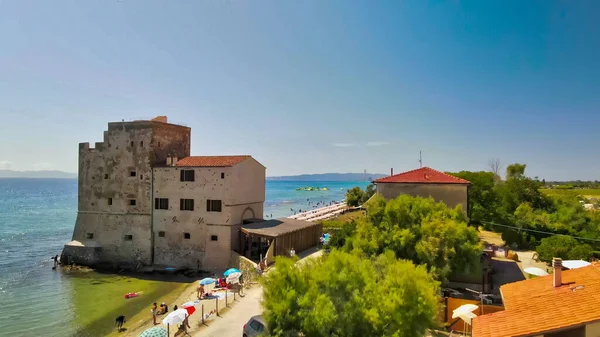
[0,170,77,179]
[267,173,387,182]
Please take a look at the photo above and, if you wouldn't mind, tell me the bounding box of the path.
[191,247,324,336]
[191,286,262,337]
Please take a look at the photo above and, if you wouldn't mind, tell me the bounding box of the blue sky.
[1,1,599,180]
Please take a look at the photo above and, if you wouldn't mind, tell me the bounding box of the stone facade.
[62,117,265,271]
[152,157,265,270]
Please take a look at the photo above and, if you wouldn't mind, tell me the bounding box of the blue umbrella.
[199,277,215,286]
[224,268,240,277]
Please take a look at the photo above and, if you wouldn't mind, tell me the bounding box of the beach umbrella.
[524,267,548,277]
[139,326,168,337]
[226,271,242,284]
[223,268,240,277]
[182,304,196,316]
[162,308,189,335]
[199,277,215,286]
[452,304,478,319]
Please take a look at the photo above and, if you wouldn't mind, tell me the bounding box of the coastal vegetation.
[345,183,375,207]
[261,251,440,337]
[448,163,600,260]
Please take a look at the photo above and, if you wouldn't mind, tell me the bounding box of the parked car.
[243,315,268,337]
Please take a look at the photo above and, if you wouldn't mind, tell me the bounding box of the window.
[180,170,195,182]
[249,320,264,332]
[154,198,169,210]
[158,231,165,237]
[86,233,94,239]
[140,174,143,180]
[130,171,136,177]
[206,199,222,212]
[108,198,113,206]
[129,199,136,206]
[140,141,144,146]
[221,172,225,179]
[211,235,218,241]
[184,233,191,239]
[130,141,134,147]
[124,235,133,241]
[104,174,108,179]
[180,199,194,211]
[157,142,161,148]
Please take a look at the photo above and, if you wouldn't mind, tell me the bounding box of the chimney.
[166,155,172,166]
[553,258,563,287]
[172,156,178,166]
[391,168,394,176]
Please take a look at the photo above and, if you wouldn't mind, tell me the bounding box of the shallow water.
[0,178,368,336]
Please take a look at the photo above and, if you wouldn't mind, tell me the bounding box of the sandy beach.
[113,278,246,337]
[287,201,347,221]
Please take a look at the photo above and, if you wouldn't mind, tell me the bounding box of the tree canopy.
[261,251,441,337]
[345,183,376,207]
[535,235,593,262]
[339,194,481,282]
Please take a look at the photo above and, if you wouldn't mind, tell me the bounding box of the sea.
[0,178,368,337]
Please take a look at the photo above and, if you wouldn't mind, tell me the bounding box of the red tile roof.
[473,264,600,337]
[373,167,470,184]
[175,155,251,167]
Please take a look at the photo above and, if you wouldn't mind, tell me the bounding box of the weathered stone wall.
[151,123,191,166]
[152,167,233,270]
[151,159,266,270]
[65,119,190,268]
[376,183,468,212]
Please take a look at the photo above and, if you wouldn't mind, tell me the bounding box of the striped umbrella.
[139,326,168,337]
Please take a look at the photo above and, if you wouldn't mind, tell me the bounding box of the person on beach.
[197,284,205,299]
[151,302,158,325]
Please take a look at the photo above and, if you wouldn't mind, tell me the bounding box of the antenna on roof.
[418,151,423,168]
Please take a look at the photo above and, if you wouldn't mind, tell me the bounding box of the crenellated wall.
[64,119,191,269]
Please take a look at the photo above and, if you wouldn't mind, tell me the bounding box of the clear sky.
[1,1,599,180]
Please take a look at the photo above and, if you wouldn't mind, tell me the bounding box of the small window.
[221,172,225,179]
[140,141,144,146]
[157,142,161,148]
[154,198,169,210]
[184,233,191,239]
[140,174,143,180]
[211,235,218,241]
[180,199,194,211]
[104,174,108,179]
[86,233,94,239]
[124,235,133,241]
[130,141,134,147]
[108,198,113,205]
[130,171,136,177]
[129,199,136,206]
[206,199,222,212]
[158,231,165,237]
[180,170,195,182]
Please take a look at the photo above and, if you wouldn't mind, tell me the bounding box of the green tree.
[261,251,441,337]
[345,187,364,207]
[360,183,376,204]
[447,171,499,223]
[535,235,593,263]
[506,163,527,180]
[346,194,480,281]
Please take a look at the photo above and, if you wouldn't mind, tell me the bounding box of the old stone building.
[373,167,470,213]
[62,116,265,270]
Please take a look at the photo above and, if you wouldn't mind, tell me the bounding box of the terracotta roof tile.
[373,167,470,184]
[473,265,600,337]
[174,155,250,167]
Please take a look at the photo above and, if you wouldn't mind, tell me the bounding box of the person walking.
[151,302,158,325]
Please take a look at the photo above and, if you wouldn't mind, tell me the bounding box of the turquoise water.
[0,178,368,337]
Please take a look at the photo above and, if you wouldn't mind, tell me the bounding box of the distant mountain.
[0,170,77,179]
[267,173,387,182]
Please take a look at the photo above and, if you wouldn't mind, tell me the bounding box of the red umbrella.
[182,305,196,316]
